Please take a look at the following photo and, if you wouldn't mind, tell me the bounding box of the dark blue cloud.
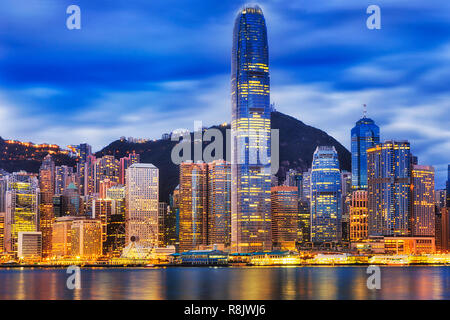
[0,0,448,187]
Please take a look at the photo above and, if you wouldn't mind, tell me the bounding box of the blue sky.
[0,0,449,187]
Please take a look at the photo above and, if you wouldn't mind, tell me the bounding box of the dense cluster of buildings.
[0,5,448,263]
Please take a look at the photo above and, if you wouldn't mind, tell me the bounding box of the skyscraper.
[5,172,39,255]
[76,143,92,196]
[125,163,159,248]
[271,186,299,248]
[95,155,119,194]
[231,5,272,253]
[349,190,368,241]
[411,165,435,236]
[367,141,411,236]
[208,160,231,247]
[55,165,74,195]
[39,154,55,257]
[351,116,380,189]
[119,152,140,185]
[447,164,450,208]
[179,161,208,252]
[310,146,342,243]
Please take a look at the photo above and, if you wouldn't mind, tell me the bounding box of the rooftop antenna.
[363,104,367,118]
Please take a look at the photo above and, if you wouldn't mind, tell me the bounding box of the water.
[1,266,450,300]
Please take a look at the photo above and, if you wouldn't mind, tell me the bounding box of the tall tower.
[351,113,380,189]
[310,146,342,243]
[367,141,411,236]
[231,5,272,253]
[411,165,435,236]
[125,163,159,248]
[39,154,55,257]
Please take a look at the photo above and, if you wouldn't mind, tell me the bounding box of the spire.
[363,104,367,118]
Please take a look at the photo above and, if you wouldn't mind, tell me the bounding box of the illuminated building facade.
[52,216,83,257]
[71,219,102,259]
[297,200,310,244]
[95,155,119,194]
[166,187,180,249]
[367,141,411,236]
[351,116,380,189]
[105,185,126,257]
[271,186,298,246]
[55,165,74,195]
[17,231,42,259]
[349,190,368,241]
[75,143,92,196]
[62,183,83,216]
[83,154,97,196]
[93,199,113,255]
[447,164,450,208]
[179,161,208,252]
[125,163,159,248]
[411,165,435,236]
[436,207,449,252]
[436,189,447,210]
[119,152,140,185]
[158,202,168,247]
[0,213,4,252]
[208,160,231,246]
[5,172,39,255]
[310,146,342,243]
[39,154,55,257]
[301,169,311,202]
[231,5,272,253]
[99,178,117,199]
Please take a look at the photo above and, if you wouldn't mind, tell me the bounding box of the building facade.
[349,190,368,242]
[271,186,299,247]
[411,165,435,236]
[231,5,272,253]
[310,146,342,243]
[125,163,159,248]
[351,116,380,189]
[367,141,411,236]
[39,154,55,257]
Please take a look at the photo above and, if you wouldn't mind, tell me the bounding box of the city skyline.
[0,0,448,188]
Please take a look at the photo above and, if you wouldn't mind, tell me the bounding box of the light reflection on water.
[1,266,449,300]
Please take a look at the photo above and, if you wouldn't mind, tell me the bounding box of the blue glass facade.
[351,117,380,189]
[231,5,272,253]
[367,141,411,236]
[310,146,342,243]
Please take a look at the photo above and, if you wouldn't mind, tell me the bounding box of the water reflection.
[1,266,450,300]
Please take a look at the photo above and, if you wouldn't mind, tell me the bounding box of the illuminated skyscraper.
[119,152,140,185]
[208,160,231,246]
[447,164,450,208]
[367,141,411,236]
[0,212,4,253]
[5,172,39,255]
[310,146,342,243]
[55,165,74,195]
[125,163,159,248]
[71,219,102,259]
[62,183,83,216]
[105,185,126,257]
[83,154,97,196]
[349,190,368,241]
[179,161,208,252]
[39,154,55,257]
[75,143,92,195]
[411,165,435,236]
[271,186,299,247]
[231,5,272,253]
[351,116,380,189]
[95,155,119,194]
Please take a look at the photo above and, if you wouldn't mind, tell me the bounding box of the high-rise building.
[310,146,342,243]
[208,160,231,247]
[297,200,310,244]
[95,155,119,194]
[52,216,84,257]
[93,199,113,255]
[75,143,92,196]
[99,179,117,199]
[71,219,102,259]
[271,186,299,247]
[158,202,168,247]
[179,161,208,252]
[83,154,97,196]
[119,152,140,185]
[411,165,435,236]
[231,5,272,253]
[0,212,4,253]
[55,165,74,195]
[39,154,55,257]
[125,163,159,248]
[349,190,368,242]
[436,189,447,210]
[367,141,411,236]
[351,116,380,189]
[105,185,126,257]
[166,187,180,250]
[301,169,312,203]
[436,207,449,252]
[5,172,39,255]
[62,183,83,216]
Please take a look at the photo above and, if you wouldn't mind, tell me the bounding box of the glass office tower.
[367,140,411,236]
[231,5,272,253]
[351,117,380,189]
[310,146,342,243]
